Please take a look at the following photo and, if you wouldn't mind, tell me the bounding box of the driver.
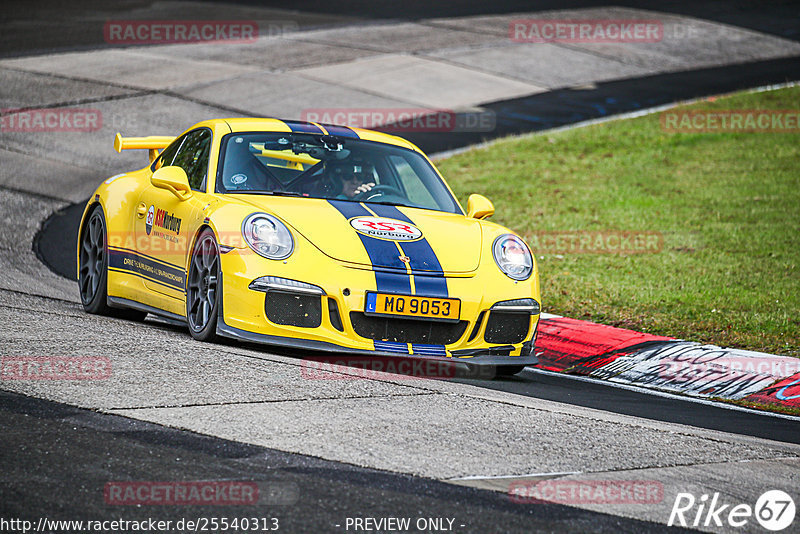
[329,160,376,199]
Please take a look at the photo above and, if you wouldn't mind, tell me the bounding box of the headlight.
[492,234,533,280]
[242,213,293,260]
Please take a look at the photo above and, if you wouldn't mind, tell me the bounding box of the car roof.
[188,118,422,153]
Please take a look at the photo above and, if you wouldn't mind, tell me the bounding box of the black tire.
[78,206,113,315]
[79,205,147,321]
[186,228,220,341]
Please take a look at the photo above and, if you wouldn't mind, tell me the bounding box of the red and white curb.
[534,314,800,412]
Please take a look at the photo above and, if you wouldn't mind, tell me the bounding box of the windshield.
[216,132,461,214]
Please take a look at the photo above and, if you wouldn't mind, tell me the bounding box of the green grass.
[724,398,800,417]
[438,86,800,357]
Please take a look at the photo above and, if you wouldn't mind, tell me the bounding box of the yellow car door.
[133,128,212,306]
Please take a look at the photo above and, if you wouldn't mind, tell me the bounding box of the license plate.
[365,292,461,321]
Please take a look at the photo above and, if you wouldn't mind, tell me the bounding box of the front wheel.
[186,229,220,341]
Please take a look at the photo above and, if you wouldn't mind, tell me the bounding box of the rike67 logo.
[669,490,795,531]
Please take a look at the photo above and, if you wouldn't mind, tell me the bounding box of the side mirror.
[467,193,494,220]
[151,166,192,201]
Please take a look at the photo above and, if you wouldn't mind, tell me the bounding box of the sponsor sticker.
[145,205,155,235]
[350,217,422,241]
[146,206,182,236]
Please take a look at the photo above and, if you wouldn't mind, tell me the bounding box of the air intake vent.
[350,313,467,345]
[265,291,322,328]
[484,312,529,344]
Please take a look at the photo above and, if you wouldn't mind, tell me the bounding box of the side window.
[151,135,185,171]
[170,129,212,191]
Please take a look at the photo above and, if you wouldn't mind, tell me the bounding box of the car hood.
[230,196,482,273]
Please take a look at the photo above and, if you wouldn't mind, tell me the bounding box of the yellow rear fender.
[76,168,151,279]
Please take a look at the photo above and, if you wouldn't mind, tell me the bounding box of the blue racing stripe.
[412,344,447,356]
[374,341,410,354]
[282,120,325,135]
[412,274,448,298]
[368,205,449,297]
[374,269,415,294]
[328,200,412,295]
[320,124,359,139]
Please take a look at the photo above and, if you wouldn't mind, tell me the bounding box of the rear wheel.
[78,205,146,320]
[79,206,112,315]
[186,229,220,341]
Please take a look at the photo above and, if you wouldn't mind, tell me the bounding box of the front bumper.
[216,246,540,367]
[217,317,539,368]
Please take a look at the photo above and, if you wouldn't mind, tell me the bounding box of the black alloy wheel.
[79,206,112,314]
[186,229,220,341]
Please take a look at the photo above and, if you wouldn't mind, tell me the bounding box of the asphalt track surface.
[3,0,799,57]
[4,1,800,533]
[31,41,800,449]
[0,390,684,533]
[456,370,800,445]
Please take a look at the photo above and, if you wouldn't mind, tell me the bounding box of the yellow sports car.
[77,118,540,375]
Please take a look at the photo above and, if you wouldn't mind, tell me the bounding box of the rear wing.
[114,132,174,162]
